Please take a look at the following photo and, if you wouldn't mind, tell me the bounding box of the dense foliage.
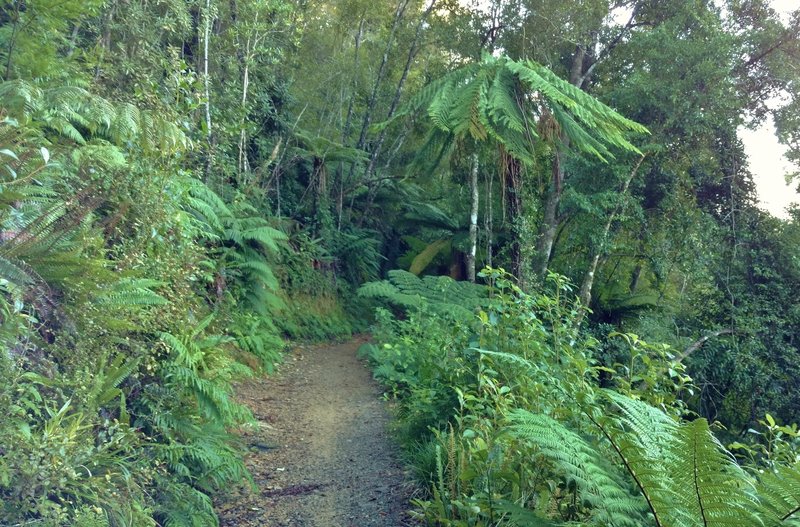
[1,0,799,524]
[360,269,800,525]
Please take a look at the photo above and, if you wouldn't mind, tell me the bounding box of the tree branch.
[677,329,736,363]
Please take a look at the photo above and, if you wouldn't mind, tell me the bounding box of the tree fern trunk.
[501,149,524,281]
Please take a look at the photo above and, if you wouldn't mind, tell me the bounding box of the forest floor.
[215,337,418,526]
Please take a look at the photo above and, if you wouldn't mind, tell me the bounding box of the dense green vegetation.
[360,269,800,525]
[0,0,799,525]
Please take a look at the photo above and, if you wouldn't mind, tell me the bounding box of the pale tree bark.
[238,11,271,184]
[238,51,251,177]
[575,155,645,324]
[485,169,493,269]
[467,153,480,282]
[203,0,213,138]
[337,16,366,230]
[342,16,366,145]
[203,0,215,178]
[677,329,735,363]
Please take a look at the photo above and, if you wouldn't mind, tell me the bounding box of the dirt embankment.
[216,339,417,526]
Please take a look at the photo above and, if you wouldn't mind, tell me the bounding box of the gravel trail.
[216,338,416,526]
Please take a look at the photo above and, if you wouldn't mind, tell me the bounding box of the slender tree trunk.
[3,3,21,80]
[364,0,437,180]
[534,149,564,276]
[203,0,214,178]
[355,0,410,152]
[576,155,645,323]
[533,44,585,278]
[533,27,633,277]
[312,157,327,236]
[467,153,480,282]
[238,57,251,177]
[66,23,81,58]
[342,16,366,145]
[352,0,412,228]
[337,16,366,230]
[629,262,643,293]
[678,329,735,363]
[530,3,643,273]
[485,169,493,269]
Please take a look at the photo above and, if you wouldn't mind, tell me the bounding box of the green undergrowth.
[360,268,800,526]
[0,82,321,526]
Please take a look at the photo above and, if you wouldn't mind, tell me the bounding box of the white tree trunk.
[203,0,213,145]
[467,153,480,282]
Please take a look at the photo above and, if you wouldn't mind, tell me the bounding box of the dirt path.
[216,338,416,526]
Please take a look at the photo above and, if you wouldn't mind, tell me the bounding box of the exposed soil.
[216,338,417,527]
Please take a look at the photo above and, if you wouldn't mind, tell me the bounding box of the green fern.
[756,463,800,524]
[359,269,487,318]
[93,277,168,307]
[507,390,772,527]
[398,54,648,169]
[330,228,383,284]
[153,477,218,527]
[158,324,253,427]
[506,410,647,526]
[0,80,188,155]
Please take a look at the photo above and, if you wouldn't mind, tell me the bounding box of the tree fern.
[330,228,383,284]
[507,410,648,526]
[226,222,286,252]
[403,202,461,231]
[507,390,771,527]
[0,80,188,155]
[359,269,487,318]
[673,418,760,526]
[756,463,800,525]
[400,54,648,168]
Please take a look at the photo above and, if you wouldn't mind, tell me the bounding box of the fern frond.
[94,278,168,307]
[756,463,800,524]
[403,202,460,231]
[672,418,761,526]
[409,239,450,275]
[507,410,647,525]
[233,224,287,251]
[359,269,487,319]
